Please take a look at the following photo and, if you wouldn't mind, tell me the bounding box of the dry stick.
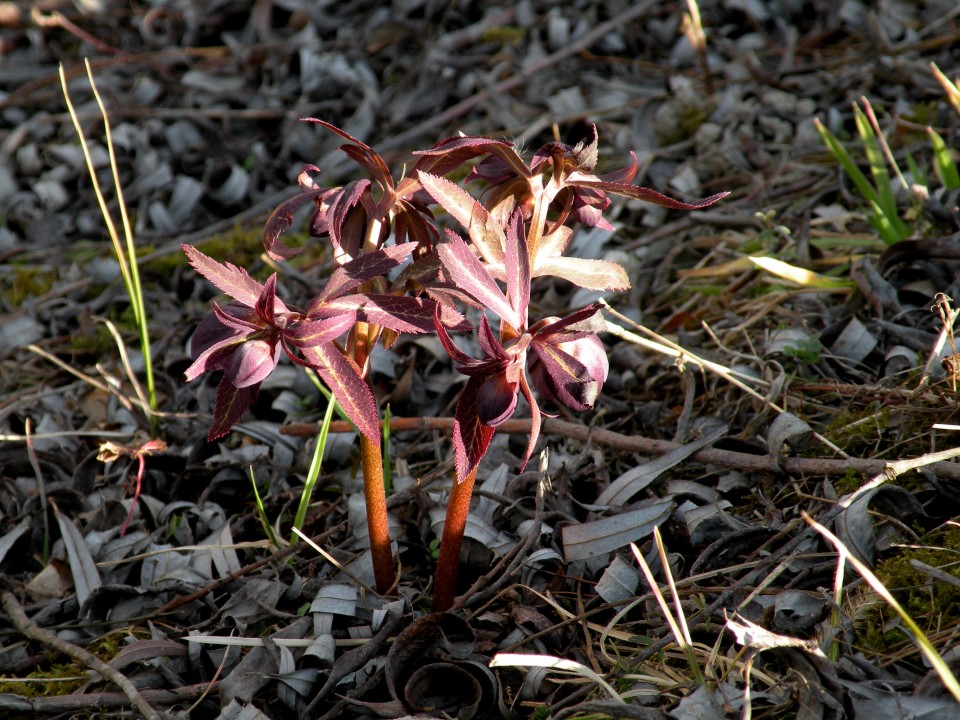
[281,416,960,481]
[635,444,960,663]
[0,683,216,715]
[1,591,164,720]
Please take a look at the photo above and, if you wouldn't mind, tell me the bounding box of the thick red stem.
[361,433,395,594]
[431,466,478,612]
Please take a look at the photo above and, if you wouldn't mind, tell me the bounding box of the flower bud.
[527,333,608,411]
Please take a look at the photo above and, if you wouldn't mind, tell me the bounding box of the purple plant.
[183,121,726,609]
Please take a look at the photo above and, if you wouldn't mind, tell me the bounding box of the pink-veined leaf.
[210,302,261,334]
[433,306,485,368]
[532,303,606,340]
[412,135,529,180]
[417,171,505,267]
[313,243,416,304]
[533,256,631,291]
[255,274,279,324]
[528,340,599,411]
[282,313,357,348]
[453,374,497,484]
[301,343,380,444]
[517,372,541,472]
[568,180,730,211]
[301,118,393,189]
[208,380,258,441]
[184,337,244,381]
[183,244,263,307]
[437,230,520,329]
[327,178,371,257]
[503,207,529,320]
[262,188,326,261]
[320,294,462,334]
[476,314,509,362]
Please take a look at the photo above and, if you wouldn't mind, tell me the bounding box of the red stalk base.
[431,466,478,612]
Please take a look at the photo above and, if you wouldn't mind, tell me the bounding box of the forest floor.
[3,1,960,718]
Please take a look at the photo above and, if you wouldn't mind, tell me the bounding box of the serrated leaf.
[418,171,505,266]
[569,181,729,210]
[322,294,444,334]
[437,230,519,328]
[209,381,258,440]
[313,244,416,304]
[262,189,324,261]
[183,244,263,307]
[301,343,380,444]
[503,207,530,319]
[533,256,630,291]
[282,313,356,347]
[453,374,496,483]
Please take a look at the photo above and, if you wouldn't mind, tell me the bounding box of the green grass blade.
[815,117,879,205]
[928,127,960,190]
[853,103,909,239]
[249,466,281,550]
[805,512,960,703]
[291,391,337,545]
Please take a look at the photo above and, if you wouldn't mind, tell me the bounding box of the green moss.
[481,25,527,45]
[852,526,960,656]
[4,266,57,306]
[0,663,88,698]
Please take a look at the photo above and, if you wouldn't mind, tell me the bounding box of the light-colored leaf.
[561,498,674,562]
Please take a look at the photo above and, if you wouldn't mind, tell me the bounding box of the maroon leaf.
[437,230,519,329]
[567,180,730,211]
[184,336,243,381]
[516,372,541,471]
[532,304,606,340]
[282,313,357,348]
[209,381,259,441]
[503,208,530,320]
[417,171,505,267]
[412,136,528,180]
[301,343,380,444]
[327,179,372,257]
[476,315,508,362]
[255,274,279,324]
[301,118,393,189]
[528,336,605,411]
[183,245,263,307]
[453,375,496,484]
[262,188,326,261]
[321,294,453,334]
[313,244,416,304]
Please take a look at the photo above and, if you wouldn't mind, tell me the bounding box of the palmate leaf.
[301,343,380,445]
[437,229,520,330]
[183,244,263,307]
[453,374,496,484]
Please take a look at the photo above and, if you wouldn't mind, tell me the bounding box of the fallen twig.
[1,591,164,720]
[280,416,960,480]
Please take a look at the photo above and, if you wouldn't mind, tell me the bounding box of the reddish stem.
[432,466,478,612]
[361,433,396,594]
